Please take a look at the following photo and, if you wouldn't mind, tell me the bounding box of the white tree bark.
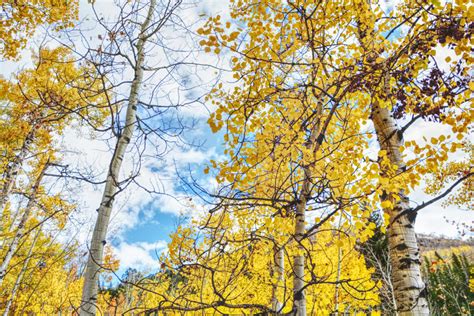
[271,246,285,313]
[2,226,41,316]
[0,161,46,287]
[0,125,37,215]
[371,105,429,315]
[333,246,342,316]
[80,1,156,314]
[293,181,308,316]
[334,216,343,316]
[366,239,398,313]
[354,4,429,310]
[291,99,324,315]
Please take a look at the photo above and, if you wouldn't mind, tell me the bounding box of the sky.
[1,0,472,277]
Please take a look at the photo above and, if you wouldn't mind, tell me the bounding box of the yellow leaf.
[381,200,392,209]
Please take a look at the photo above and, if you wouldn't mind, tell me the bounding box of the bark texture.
[293,181,308,316]
[372,105,429,315]
[291,99,324,315]
[80,1,156,314]
[333,244,342,315]
[0,125,37,215]
[271,246,285,313]
[0,162,46,287]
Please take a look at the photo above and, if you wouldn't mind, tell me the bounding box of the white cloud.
[114,240,167,271]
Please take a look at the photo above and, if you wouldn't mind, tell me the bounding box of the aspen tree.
[0,47,106,220]
[0,155,49,286]
[128,209,378,314]
[197,2,378,313]
[80,0,189,313]
[80,0,157,312]
[354,3,431,312]
[271,246,285,313]
[2,227,41,316]
[198,0,472,314]
[353,1,472,313]
[5,234,83,314]
[0,201,81,314]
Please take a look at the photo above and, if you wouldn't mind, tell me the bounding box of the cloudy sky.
[1,0,472,277]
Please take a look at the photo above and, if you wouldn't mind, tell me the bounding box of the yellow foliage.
[0,0,79,59]
[0,226,83,314]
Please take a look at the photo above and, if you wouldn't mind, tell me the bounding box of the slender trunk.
[385,247,398,314]
[293,181,308,316]
[333,232,342,315]
[0,126,37,214]
[200,244,212,316]
[291,99,324,315]
[3,226,41,316]
[292,139,321,315]
[0,125,39,246]
[371,246,397,313]
[333,249,342,315]
[0,161,47,286]
[371,105,429,315]
[80,1,156,314]
[292,144,317,315]
[271,246,284,313]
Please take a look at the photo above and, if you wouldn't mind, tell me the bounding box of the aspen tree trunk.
[200,247,213,316]
[334,216,343,316]
[333,246,342,316]
[292,149,317,316]
[80,1,156,314]
[292,145,319,315]
[2,226,41,316]
[291,100,323,315]
[269,142,285,314]
[0,126,37,215]
[293,181,308,316]
[271,246,284,313]
[371,105,429,315]
[355,2,429,311]
[0,161,47,287]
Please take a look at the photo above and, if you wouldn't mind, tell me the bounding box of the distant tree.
[423,253,473,315]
